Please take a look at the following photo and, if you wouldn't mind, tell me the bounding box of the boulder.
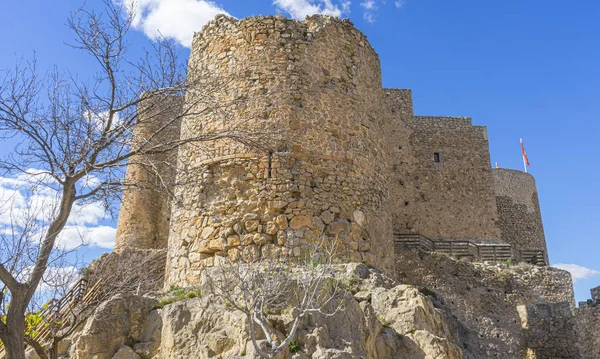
[69,294,157,359]
[112,346,140,359]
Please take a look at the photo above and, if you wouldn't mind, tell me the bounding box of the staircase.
[0,278,103,359]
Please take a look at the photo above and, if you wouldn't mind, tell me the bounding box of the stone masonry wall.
[576,305,600,359]
[395,250,575,358]
[591,285,600,300]
[384,89,419,237]
[166,15,394,287]
[395,115,502,240]
[518,302,579,358]
[115,95,182,251]
[493,168,548,263]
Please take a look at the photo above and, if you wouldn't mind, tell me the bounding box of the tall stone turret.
[115,95,182,252]
[165,15,394,286]
[492,168,548,264]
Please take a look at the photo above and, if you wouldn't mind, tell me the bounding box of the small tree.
[205,238,345,359]
[0,1,264,357]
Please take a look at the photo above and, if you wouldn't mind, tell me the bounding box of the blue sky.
[1,0,598,303]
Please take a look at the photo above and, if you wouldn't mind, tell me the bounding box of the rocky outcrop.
[156,263,463,359]
[69,294,157,359]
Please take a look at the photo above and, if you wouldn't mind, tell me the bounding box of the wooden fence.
[394,234,546,266]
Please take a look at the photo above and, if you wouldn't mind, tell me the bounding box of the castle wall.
[493,168,548,263]
[576,305,600,359]
[166,15,394,287]
[395,250,575,358]
[393,115,501,240]
[518,303,579,359]
[115,95,182,252]
[591,285,600,300]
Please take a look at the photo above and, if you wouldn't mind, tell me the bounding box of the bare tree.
[205,238,345,359]
[0,1,264,357]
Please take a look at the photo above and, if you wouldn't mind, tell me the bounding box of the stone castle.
[115,14,548,287]
[81,14,600,359]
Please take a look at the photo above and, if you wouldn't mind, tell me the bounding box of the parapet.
[492,168,548,264]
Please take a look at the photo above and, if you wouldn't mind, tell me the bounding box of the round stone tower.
[115,94,182,252]
[165,15,394,286]
[492,168,549,264]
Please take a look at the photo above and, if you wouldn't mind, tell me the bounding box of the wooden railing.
[394,234,546,265]
[0,277,103,359]
[521,250,547,266]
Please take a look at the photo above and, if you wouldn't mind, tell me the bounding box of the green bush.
[154,288,202,309]
[289,340,301,353]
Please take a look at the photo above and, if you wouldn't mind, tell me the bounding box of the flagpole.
[520,138,527,173]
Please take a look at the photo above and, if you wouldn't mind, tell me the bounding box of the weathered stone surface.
[69,294,156,359]
[290,215,314,230]
[160,296,249,358]
[133,309,162,358]
[156,264,462,359]
[395,250,576,358]
[112,346,140,359]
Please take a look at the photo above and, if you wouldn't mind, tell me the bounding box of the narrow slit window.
[434,152,441,163]
[267,152,273,178]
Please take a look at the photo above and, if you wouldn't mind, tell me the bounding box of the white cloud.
[395,0,405,8]
[57,226,116,250]
[360,0,379,23]
[0,171,116,250]
[361,0,376,10]
[127,0,231,48]
[553,263,600,282]
[273,0,347,19]
[341,1,352,12]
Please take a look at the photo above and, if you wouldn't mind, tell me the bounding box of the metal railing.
[394,234,545,265]
[0,278,103,359]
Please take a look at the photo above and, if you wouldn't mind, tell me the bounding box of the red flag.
[520,139,531,168]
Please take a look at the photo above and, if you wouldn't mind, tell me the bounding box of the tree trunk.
[3,328,26,359]
[3,292,28,359]
[50,339,59,359]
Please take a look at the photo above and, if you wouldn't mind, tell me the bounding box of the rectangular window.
[434,152,441,163]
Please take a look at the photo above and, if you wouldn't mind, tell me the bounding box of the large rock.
[133,309,163,358]
[160,296,250,358]
[112,346,140,359]
[64,264,464,359]
[69,293,157,359]
[156,264,463,359]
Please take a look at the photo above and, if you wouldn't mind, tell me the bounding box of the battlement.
[408,115,473,128]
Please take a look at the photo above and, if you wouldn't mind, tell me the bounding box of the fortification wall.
[395,250,574,358]
[576,305,600,359]
[394,115,501,240]
[384,89,419,236]
[519,302,579,358]
[166,15,394,287]
[493,168,548,263]
[591,285,600,300]
[115,95,182,251]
